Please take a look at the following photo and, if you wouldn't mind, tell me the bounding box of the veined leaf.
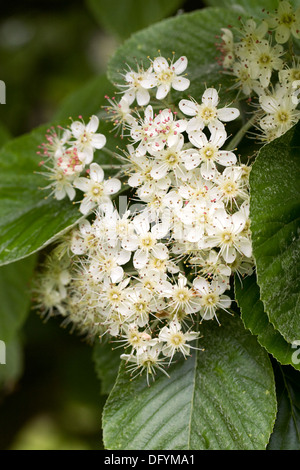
[203,0,300,17]
[0,124,84,266]
[86,0,184,40]
[235,274,300,370]
[250,123,300,344]
[0,255,37,342]
[103,315,276,450]
[268,365,300,450]
[107,8,245,105]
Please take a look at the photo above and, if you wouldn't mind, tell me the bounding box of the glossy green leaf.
[0,255,37,342]
[103,315,276,450]
[0,124,85,266]
[0,73,125,266]
[53,74,115,122]
[235,274,300,370]
[268,365,300,450]
[86,0,184,40]
[107,8,244,104]
[204,0,300,17]
[250,123,300,344]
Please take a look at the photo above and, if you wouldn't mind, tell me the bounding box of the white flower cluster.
[38,116,121,214]
[35,55,254,384]
[217,0,300,141]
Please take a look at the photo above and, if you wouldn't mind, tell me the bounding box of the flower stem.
[225,112,258,150]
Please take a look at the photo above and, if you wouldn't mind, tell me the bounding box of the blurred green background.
[0,0,204,450]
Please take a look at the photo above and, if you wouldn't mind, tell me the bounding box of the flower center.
[174,288,190,303]
[259,54,271,65]
[203,293,218,306]
[202,145,216,160]
[221,231,234,245]
[280,13,294,26]
[90,183,104,199]
[222,181,237,195]
[276,110,289,123]
[170,332,184,346]
[200,106,217,122]
[165,153,178,166]
[140,234,155,249]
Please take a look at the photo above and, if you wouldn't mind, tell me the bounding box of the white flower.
[74,163,121,214]
[186,125,236,180]
[179,88,240,133]
[119,323,159,355]
[189,249,232,280]
[104,95,133,136]
[88,246,131,284]
[151,108,187,150]
[215,166,248,208]
[122,214,168,269]
[71,115,106,164]
[178,199,223,247]
[122,65,156,106]
[160,274,202,316]
[217,28,235,69]
[193,276,231,320]
[248,39,284,88]
[159,320,199,361]
[267,1,300,44]
[152,55,190,100]
[46,168,77,201]
[259,84,300,134]
[231,60,264,96]
[206,208,252,263]
[149,134,189,181]
[121,344,169,385]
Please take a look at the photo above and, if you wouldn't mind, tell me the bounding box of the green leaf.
[107,8,244,104]
[235,274,300,370]
[103,315,276,450]
[93,340,121,395]
[203,0,300,17]
[250,123,300,344]
[53,75,115,122]
[86,0,184,40]
[0,74,125,266]
[0,123,11,148]
[0,124,85,266]
[0,255,37,342]
[268,365,300,450]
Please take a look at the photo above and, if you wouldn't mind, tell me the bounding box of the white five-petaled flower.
[159,320,199,362]
[267,0,300,44]
[152,55,190,100]
[121,214,169,269]
[186,125,237,180]
[74,162,121,215]
[160,274,202,316]
[122,65,157,106]
[249,39,284,88]
[205,208,252,263]
[193,276,231,321]
[71,115,106,164]
[179,88,240,133]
